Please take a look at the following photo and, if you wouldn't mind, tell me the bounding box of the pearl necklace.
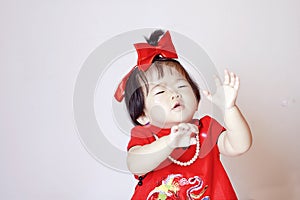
[168,133,200,166]
[153,133,200,167]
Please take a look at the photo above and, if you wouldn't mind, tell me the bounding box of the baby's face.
[140,67,198,128]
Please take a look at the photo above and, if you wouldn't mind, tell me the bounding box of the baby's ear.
[137,115,150,126]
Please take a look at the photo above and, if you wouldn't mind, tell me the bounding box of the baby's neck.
[149,119,196,129]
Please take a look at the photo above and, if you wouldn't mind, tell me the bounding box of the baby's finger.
[213,75,222,87]
[224,69,230,85]
[171,125,179,134]
[234,76,240,90]
[178,123,190,133]
[229,72,236,87]
[190,137,197,145]
[187,123,199,133]
[202,90,212,102]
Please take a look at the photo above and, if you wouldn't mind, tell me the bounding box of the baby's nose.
[171,92,181,100]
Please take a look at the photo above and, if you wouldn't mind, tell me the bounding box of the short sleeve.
[199,115,226,158]
[127,126,155,151]
[200,115,226,136]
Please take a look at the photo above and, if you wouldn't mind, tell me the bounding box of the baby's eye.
[178,85,187,88]
[155,91,165,95]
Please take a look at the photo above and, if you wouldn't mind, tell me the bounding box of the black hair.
[124,30,201,125]
[144,29,164,46]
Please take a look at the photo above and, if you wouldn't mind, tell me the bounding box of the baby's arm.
[127,123,198,176]
[218,105,252,156]
[203,70,252,156]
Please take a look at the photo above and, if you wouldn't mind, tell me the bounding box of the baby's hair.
[125,30,201,125]
[144,29,164,46]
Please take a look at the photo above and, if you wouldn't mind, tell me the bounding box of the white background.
[1,0,300,199]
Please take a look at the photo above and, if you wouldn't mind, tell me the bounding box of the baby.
[114,30,252,200]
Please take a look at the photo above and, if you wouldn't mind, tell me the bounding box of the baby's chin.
[158,118,195,128]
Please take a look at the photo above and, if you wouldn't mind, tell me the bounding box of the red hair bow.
[114,31,178,102]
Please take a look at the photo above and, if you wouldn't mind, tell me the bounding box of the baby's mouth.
[172,102,184,110]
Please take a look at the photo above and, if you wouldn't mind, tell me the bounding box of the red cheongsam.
[127,116,238,200]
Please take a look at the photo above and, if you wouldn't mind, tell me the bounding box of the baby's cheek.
[149,105,167,123]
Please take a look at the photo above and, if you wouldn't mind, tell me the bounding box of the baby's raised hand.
[168,123,199,149]
[203,69,240,110]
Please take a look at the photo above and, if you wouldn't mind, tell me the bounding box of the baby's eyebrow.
[150,79,187,90]
[176,78,188,82]
[150,83,164,90]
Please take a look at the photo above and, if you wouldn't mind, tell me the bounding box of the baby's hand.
[167,123,199,149]
[203,69,240,110]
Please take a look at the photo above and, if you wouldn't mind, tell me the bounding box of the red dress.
[127,116,238,200]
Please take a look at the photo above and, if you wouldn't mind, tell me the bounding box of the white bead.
[166,133,200,167]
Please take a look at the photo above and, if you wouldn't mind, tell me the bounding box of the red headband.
[114,31,178,102]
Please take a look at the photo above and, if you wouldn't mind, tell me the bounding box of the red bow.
[114,31,178,102]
